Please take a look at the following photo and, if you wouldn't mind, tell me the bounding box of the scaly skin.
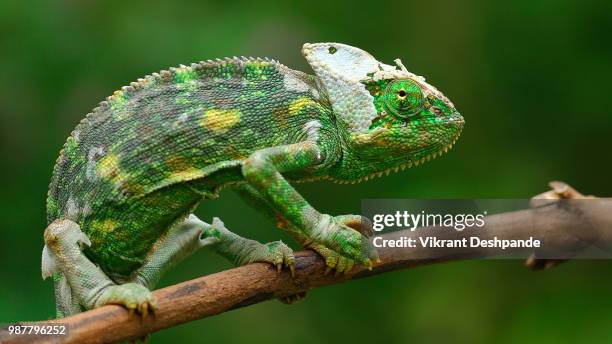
[42,42,464,317]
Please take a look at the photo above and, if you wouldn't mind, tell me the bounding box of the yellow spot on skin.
[201,109,241,132]
[167,168,205,183]
[93,219,118,233]
[227,146,247,160]
[96,152,128,187]
[122,182,145,197]
[166,156,189,171]
[97,153,121,179]
[288,97,317,116]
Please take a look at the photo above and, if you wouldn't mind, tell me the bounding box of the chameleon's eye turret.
[383,79,424,118]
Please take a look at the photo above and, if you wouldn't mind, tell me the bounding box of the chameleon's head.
[303,42,464,182]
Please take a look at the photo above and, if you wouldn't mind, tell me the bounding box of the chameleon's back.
[46,57,329,276]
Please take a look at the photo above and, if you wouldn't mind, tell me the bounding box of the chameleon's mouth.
[327,130,462,185]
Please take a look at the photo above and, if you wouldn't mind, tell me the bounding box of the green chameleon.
[41,42,464,317]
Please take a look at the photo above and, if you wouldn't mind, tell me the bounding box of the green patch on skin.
[60,136,87,175]
[173,68,198,84]
[174,68,200,105]
[62,136,79,160]
[251,90,266,98]
[202,138,216,146]
[109,91,130,120]
[176,94,191,105]
[212,63,235,80]
[244,61,272,80]
[46,196,59,220]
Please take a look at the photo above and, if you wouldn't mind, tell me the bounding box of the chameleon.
[41,42,464,317]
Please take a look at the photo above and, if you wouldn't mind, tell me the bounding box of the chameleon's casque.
[42,42,463,317]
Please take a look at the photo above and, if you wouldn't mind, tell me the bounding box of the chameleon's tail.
[41,219,82,318]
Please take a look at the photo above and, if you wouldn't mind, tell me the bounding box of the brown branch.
[1,182,610,344]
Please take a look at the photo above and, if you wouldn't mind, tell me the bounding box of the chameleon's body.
[42,43,464,317]
[47,59,328,277]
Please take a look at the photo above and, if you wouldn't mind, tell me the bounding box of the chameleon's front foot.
[94,283,157,317]
[308,242,356,275]
[307,214,378,270]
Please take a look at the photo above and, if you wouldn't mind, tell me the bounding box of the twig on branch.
[1,182,610,344]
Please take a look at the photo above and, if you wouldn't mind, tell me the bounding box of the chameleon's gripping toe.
[94,283,157,316]
[306,214,379,271]
[308,243,356,275]
[257,241,296,275]
[279,291,307,305]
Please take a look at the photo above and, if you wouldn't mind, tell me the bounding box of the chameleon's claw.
[306,242,360,276]
[344,260,355,275]
[140,302,149,318]
[284,252,296,277]
[278,291,307,305]
[334,255,355,276]
[249,240,296,276]
[545,260,558,269]
[95,283,157,318]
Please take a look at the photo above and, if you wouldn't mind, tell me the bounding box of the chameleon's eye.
[382,79,424,118]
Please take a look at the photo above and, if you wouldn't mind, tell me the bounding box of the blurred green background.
[1,0,611,343]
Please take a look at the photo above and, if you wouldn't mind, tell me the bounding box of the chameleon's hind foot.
[205,217,296,275]
[95,283,157,317]
[42,219,156,317]
[132,214,222,290]
[248,240,296,275]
